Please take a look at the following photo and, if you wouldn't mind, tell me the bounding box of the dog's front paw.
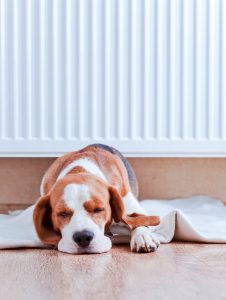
[130,226,160,253]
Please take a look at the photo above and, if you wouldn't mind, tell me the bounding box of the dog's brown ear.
[108,186,160,230]
[33,195,61,246]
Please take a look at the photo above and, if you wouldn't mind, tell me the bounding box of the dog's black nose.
[73,230,94,248]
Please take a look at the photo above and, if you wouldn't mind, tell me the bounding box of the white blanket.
[0,195,226,249]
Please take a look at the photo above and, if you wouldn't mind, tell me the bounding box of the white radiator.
[0,0,226,157]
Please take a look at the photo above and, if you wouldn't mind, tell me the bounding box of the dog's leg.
[122,192,160,253]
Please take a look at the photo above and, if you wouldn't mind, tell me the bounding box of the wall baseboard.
[0,204,29,213]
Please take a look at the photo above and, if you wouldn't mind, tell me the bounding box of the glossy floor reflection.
[0,243,225,300]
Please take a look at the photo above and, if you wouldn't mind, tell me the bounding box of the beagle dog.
[33,144,160,254]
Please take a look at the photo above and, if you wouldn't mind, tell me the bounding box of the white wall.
[0,0,226,157]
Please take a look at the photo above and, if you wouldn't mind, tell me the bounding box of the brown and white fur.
[33,144,160,254]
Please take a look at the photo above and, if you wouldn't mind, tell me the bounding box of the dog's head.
[33,173,159,254]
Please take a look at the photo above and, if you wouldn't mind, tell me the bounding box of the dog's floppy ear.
[108,186,160,230]
[33,194,61,246]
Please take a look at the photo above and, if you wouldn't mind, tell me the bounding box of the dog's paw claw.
[148,246,156,252]
[138,247,146,253]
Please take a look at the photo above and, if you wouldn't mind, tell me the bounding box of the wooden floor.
[0,243,225,300]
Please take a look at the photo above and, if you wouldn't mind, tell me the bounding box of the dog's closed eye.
[57,211,72,218]
[93,207,105,213]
